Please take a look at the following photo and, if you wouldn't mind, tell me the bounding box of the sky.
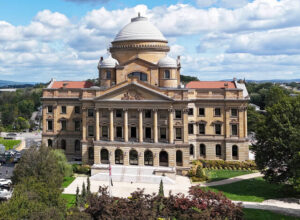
[0,0,300,82]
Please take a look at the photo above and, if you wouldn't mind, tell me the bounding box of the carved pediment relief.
[121,89,144,100]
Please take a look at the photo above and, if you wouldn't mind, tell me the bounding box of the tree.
[253,93,300,191]
[247,105,265,133]
[75,186,80,207]
[15,116,30,130]
[87,177,91,195]
[180,75,199,84]
[51,149,73,177]
[159,179,164,197]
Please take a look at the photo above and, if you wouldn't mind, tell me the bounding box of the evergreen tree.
[82,182,86,199]
[87,177,91,195]
[159,179,164,197]
[196,165,207,180]
[75,186,80,207]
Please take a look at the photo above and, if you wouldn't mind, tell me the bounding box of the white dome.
[158,56,177,68]
[98,55,119,69]
[113,15,167,42]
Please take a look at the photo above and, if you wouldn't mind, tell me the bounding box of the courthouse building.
[42,15,249,173]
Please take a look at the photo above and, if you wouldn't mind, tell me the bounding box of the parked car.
[0,179,12,188]
[0,188,12,201]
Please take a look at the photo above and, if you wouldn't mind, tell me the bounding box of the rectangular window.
[145,127,151,139]
[188,108,194,116]
[199,124,205,134]
[175,128,182,140]
[164,70,170,79]
[102,110,108,118]
[88,109,94,117]
[106,70,111,79]
[160,113,167,119]
[88,125,94,137]
[61,106,66,114]
[216,145,222,156]
[231,124,238,136]
[160,127,166,139]
[102,126,108,138]
[231,108,238,117]
[175,110,182,119]
[188,124,194,134]
[47,106,53,113]
[47,120,53,131]
[215,124,221,135]
[214,108,221,116]
[145,110,151,118]
[74,106,80,114]
[131,127,136,138]
[61,120,66,131]
[74,120,80,131]
[116,126,122,138]
[199,108,205,116]
[116,109,122,118]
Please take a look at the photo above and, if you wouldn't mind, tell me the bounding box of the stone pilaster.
[94,145,100,164]
[82,107,87,141]
[183,108,188,143]
[138,109,143,143]
[225,107,230,138]
[153,109,158,143]
[95,108,100,141]
[168,108,174,144]
[109,108,114,141]
[124,108,128,142]
[81,142,88,164]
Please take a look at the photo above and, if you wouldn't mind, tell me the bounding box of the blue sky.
[0,0,300,82]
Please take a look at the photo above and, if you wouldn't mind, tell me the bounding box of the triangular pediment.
[119,57,157,69]
[94,82,173,102]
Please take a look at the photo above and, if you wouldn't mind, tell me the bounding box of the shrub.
[72,164,91,175]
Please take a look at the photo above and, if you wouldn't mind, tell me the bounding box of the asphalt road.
[0,164,14,179]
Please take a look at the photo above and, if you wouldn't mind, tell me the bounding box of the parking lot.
[0,164,14,179]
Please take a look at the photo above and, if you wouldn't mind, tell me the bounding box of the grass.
[203,177,296,202]
[206,169,255,182]
[0,137,21,150]
[61,194,76,208]
[62,176,75,188]
[243,208,299,220]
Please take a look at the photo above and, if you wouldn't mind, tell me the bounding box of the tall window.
[74,120,80,131]
[88,147,94,160]
[164,70,170,79]
[47,106,53,113]
[231,124,238,136]
[189,145,194,156]
[188,108,194,116]
[116,109,122,118]
[47,139,53,147]
[61,120,66,131]
[200,144,206,156]
[145,127,151,139]
[61,106,66,114]
[231,108,238,117]
[144,150,153,166]
[199,123,205,135]
[128,72,147,81]
[160,127,166,139]
[214,108,221,116]
[188,124,194,134]
[88,125,94,137]
[47,120,53,131]
[216,144,221,156]
[131,127,137,138]
[175,110,182,119]
[75,140,80,152]
[199,108,205,116]
[74,106,80,114]
[232,145,238,158]
[129,150,138,165]
[88,109,94,117]
[145,110,151,118]
[116,127,122,138]
[115,149,124,164]
[102,126,108,138]
[106,70,111,79]
[215,124,221,135]
[175,128,182,140]
[61,139,66,150]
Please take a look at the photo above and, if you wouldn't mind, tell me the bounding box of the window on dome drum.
[128,72,147,81]
[131,127,137,138]
[175,110,182,119]
[61,106,66,114]
[231,124,238,136]
[199,108,205,116]
[200,144,206,156]
[47,106,53,113]
[231,108,238,117]
[106,70,111,79]
[47,120,53,131]
[74,106,80,114]
[102,126,108,138]
[116,127,122,138]
[160,127,167,139]
[88,125,94,137]
[88,109,94,117]
[116,109,122,118]
[175,128,182,140]
[216,144,222,156]
[88,147,94,160]
[215,124,221,135]
[188,108,194,116]
[145,127,151,139]
[145,110,151,118]
[61,120,66,131]
[199,124,205,135]
[232,145,238,158]
[188,124,194,134]
[214,108,221,116]
[74,120,80,131]
[164,70,170,79]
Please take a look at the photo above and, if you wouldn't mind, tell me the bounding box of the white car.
[0,189,12,200]
[0,179,12,187]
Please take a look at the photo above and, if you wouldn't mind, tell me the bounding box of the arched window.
[61,139,66,150]
[144,150,153,166]
[189,144,194,156]
[101,149,109,164]
[129,149,138,165]
[200,144,206,157]
[115,149,124,165]
[164,70,170,79]
[232,145,238,158]
[176,150,183,166]
[159,151,168,167]
[74,140,80,152]
[216,144,221,156]
[128,72,148,81]
[88,147,94,160]
[47,139,52,147]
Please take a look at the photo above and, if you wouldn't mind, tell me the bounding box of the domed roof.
[158,56,177,68]
[113,15,167,42]
[98,55,119,69]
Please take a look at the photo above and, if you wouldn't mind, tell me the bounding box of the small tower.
[97,55,119,88]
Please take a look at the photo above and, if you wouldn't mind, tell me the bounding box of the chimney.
[177,56,181,65]
[100,56,103,62]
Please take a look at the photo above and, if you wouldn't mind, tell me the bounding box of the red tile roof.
[50,81,93,89]
[186,81,236,89]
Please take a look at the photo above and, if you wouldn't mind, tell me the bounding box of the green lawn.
[62,176,75,188]
[244,208,299,220]
[61,194,76,208]
[0,137,21,150]
[203,177,295,202]
[206,169,255,182]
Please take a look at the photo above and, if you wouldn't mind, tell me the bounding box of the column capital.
[168,108,174,112]
[137,108,143,112]
[183,108,189,113]
[152,108,158,112]
[108,108,114,111]
[94,107,99,111]
[82,107,87,111]
[123,108,128,111]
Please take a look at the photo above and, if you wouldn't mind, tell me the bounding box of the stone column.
[238,107,245,138]
[53,104,58,133]
[225,107,230,138]
[109,108,114,141]
[124,108,128,142]
[168,108,174,144]
[153,109,158,143]
[95,108,100,141]
[138,109,143,143]
[82,107,87,141]
[183,108,189,143]
[244,107,248,137]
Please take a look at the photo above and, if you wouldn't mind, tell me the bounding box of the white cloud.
[196,0,249,9]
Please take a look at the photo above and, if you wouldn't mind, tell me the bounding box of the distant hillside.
[245,79,300,83]
[0,80,36,88]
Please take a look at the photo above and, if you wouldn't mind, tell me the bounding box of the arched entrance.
[115,149,124,165]
[176,150,183,166]
[144,150,153,166]
[159,151,168,167]
[232,145,238,159]
[129,149,138,165]
[100,149,109,164]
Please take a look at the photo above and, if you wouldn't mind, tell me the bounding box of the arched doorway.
[129,149,138,165]
[61,139,66,150]
[159,151,168,167]
[176,150,183,166]
[74,140,80,152]
[200,144,206,157]
[115,149,124,165]
[144,150,153,166]
[189,144,194,156]
[101,148,109,164]
[47,139,52,147]
[232,145,238,159]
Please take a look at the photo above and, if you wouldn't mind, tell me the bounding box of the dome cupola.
[158,56,178,68]
[98,55,119,69]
